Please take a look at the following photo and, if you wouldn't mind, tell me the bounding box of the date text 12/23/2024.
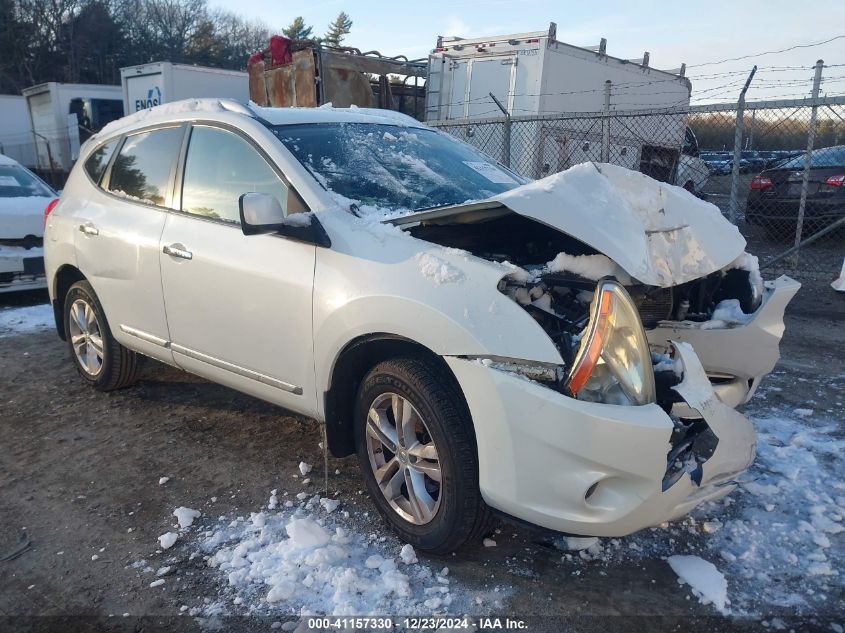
[305,617,529,630]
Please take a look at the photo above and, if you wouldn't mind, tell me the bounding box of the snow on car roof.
[0,153,20,166]
[94,98,427,141]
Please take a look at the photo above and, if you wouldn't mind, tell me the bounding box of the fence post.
[792,59,824,264]
[489,91,511,168]
[728,65,757,223]
[601,80,611,162]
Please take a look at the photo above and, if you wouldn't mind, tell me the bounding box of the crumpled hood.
[490,162,746,287]
[389,162,747,288]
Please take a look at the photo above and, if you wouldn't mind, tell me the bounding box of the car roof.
[94,98,428,142]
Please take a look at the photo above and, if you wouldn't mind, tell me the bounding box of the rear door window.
[108,127,183,206]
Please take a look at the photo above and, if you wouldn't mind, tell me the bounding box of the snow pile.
[173,507,201,529]
[158,532,178,550]
[0,304,54,337]
[545,252,631,284]
[700,299,754,329]
[414,252,464,285]
[201,496,458,616]
[667,555,729,613]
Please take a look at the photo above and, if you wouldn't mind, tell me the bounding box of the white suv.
[45,99,799,553]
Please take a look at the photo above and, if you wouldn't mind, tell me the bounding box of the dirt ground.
[1,282,843,633]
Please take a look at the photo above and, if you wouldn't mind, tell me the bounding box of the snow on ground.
[0,303,53,337]
[146,492,505,620]
[139,379,841,621]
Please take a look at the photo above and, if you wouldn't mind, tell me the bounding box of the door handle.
[78,223,99,236]
[163,243,193,260]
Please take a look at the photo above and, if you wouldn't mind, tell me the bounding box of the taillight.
[824,174,845,187]
[750,176,773,190]
[43,198,59,228]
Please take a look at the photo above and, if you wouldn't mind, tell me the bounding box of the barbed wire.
[687,34,845,68]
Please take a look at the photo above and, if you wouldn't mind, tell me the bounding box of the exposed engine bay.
[408,211,761,382]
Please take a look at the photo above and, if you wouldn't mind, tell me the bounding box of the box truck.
[120,62,248,115]
[425,23,694,183]
[0,95,37,169]
[22,82,123,180]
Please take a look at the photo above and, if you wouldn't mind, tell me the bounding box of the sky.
[210,0,845,105]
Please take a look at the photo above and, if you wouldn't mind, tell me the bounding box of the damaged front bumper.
[647,275,801,410]
[445,343,756,537]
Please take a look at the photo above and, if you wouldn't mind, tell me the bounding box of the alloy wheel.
[365,392,442,524]
[68,298,104,376]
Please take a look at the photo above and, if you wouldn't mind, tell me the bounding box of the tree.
[282,16,312,41]
[0,0,274,94]
[323,11,351,47]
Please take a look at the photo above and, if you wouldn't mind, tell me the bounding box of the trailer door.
[28,93,54,171]
[466,56,516,118]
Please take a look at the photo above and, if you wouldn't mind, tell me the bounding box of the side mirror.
[239,192,331,247]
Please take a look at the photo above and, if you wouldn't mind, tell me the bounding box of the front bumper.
[646,275,800,409]
[0,246,46,294]
[445,343,756,537]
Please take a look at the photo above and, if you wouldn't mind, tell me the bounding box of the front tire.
[64,280,139,391]
[354,357,492,554]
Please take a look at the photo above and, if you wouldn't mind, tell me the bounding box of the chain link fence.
[430,96,845,288]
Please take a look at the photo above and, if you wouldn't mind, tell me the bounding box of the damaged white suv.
[44,100,800,553]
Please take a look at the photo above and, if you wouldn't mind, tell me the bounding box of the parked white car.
[675,128,710,195]
[44,99,799,552]
[0,153,56,292]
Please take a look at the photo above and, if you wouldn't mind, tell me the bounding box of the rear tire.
[354,357,493,554]
[64,280,139,391]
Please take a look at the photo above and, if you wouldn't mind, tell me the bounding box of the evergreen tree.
[282,16,312,41]
[323,11,351,47]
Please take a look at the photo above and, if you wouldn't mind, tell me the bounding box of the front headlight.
[566,279,656,406]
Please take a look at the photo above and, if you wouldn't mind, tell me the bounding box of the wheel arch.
[52,264,87,340]
[323,333,467,458]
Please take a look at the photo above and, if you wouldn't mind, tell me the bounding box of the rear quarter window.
[84,139,119,185]
[108,127,183,206]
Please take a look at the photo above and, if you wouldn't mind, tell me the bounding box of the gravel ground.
[0,285,843,633]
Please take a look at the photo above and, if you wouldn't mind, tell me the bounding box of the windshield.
[0,164,54,198]
[273,123,527,213]
[776,145,845,170]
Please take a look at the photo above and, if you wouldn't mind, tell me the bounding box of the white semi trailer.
[23,82,123,178]
[425,23,693,182]
[0,95,37,169]
[120,62,248,115]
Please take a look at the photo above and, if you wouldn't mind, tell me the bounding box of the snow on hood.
[483,163,746,287]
